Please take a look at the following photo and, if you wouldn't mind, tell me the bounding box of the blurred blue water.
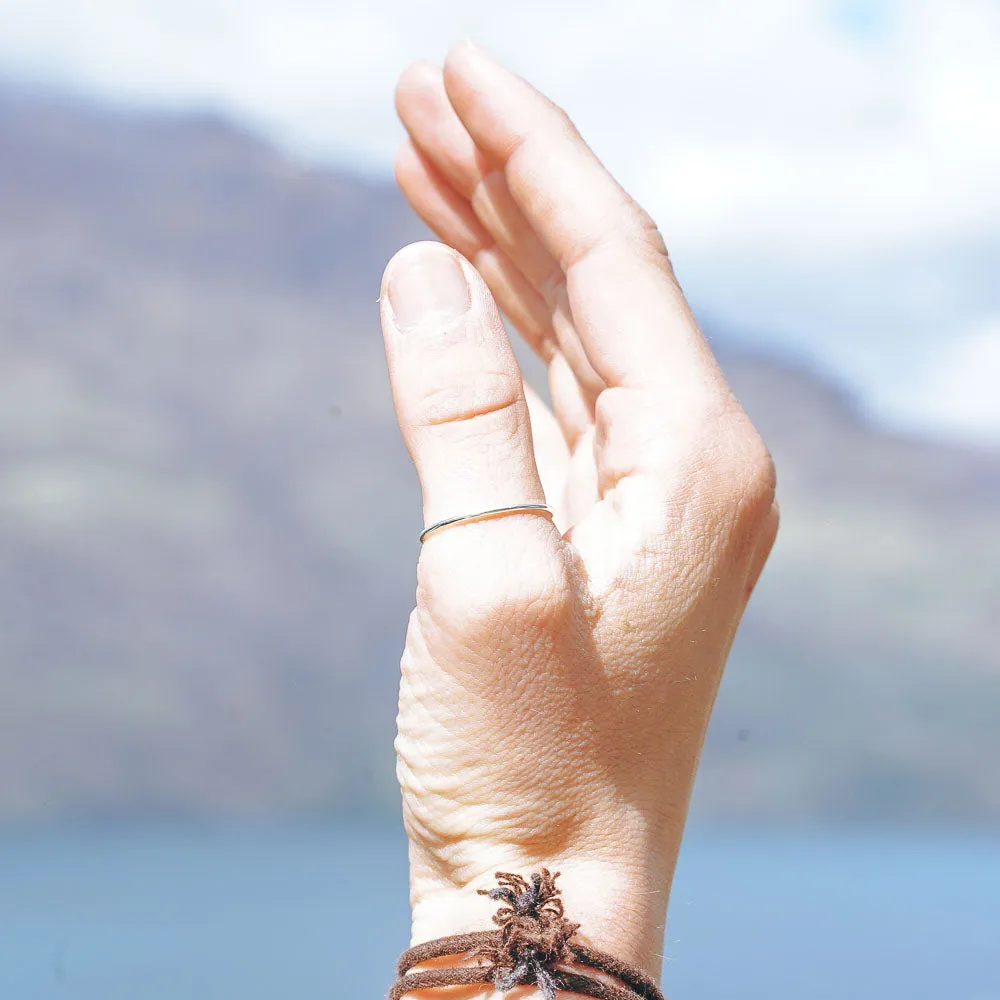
[1,824,998,1000]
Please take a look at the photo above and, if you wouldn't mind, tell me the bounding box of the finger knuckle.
[542,99,577,139]
[628,199,670,260]
[681,392,774,506]
[706,412,777,521]
[605,191,670,265]
[410,369,522,430]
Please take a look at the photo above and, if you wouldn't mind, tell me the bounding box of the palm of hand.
[380,43,778,974]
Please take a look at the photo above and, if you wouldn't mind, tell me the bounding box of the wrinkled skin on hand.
[378,41,779,986]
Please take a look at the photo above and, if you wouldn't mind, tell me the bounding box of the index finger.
[442,41,727,401]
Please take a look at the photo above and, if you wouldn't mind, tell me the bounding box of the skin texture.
[378,40,779,995]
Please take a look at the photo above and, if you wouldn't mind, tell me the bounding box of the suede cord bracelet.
[389,870,665,1000]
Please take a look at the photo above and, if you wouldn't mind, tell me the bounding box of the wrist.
[407,835,678,980]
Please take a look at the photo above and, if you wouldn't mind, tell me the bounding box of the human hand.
[378,41,779,985]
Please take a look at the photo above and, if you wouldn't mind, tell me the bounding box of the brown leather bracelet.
[389,870,665,1000]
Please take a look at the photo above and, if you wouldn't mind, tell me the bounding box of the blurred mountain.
[1,90,997,824]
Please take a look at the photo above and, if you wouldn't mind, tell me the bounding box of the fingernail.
[460,39,491,62]
[387,243,471,333]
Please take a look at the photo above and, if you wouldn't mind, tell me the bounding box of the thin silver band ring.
[419,503,554,544]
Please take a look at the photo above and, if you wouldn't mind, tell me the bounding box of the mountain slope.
[1,91,998,822]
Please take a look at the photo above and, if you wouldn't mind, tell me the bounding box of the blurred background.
[1,1,998,998]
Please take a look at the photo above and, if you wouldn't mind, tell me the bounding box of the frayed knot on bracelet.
[468,869,580,1000]
[390,867,665,1000]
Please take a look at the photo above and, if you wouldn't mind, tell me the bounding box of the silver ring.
[419,503,554,543]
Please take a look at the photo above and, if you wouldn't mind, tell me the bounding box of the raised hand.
[378,41,778,983]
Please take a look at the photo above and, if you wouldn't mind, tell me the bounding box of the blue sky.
[834,0,895,41]
[1,0,997,445]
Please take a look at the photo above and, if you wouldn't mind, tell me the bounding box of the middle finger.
[396,61,562,297]
[395,62,605,407]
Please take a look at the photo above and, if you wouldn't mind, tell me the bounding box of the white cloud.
[894,321,1000,445]
[2,0,997,256]
[0,0,997,444]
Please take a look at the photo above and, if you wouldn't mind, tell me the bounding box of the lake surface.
[2,824,998,999]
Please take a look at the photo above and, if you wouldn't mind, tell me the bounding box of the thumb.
[379,241,558,555]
